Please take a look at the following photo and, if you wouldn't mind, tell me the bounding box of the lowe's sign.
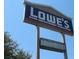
[24,4,73,36]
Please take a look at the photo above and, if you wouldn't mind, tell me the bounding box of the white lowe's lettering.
[30,7,70,30]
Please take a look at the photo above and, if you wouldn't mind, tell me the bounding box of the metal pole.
[61,33,68,59]
[36,26,40,59]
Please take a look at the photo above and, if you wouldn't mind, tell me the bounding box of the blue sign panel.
[24,4,73,36]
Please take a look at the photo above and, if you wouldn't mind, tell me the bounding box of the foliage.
[4,32,32,59]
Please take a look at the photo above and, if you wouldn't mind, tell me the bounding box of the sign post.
[24,1,73,59]
[36,26,40,59]
[61,33,68,59]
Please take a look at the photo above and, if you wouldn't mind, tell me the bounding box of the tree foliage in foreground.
[4,32,32,59]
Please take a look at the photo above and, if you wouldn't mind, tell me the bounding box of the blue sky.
[4,0,74,59]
